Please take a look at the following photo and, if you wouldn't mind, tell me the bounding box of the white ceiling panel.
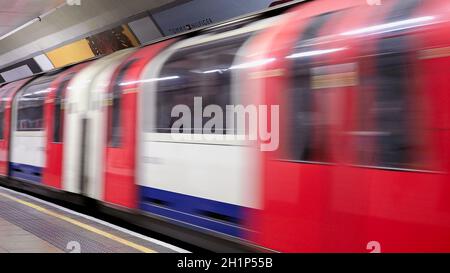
[0,0,66,37]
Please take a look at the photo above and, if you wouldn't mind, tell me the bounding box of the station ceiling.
[0,0,65,38]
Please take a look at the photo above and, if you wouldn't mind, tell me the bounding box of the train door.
[63,49,134,197]
[43,63,90,189]
[300,4,386,252]
[85,49,135,201]
[252,0,369,252]
[0,85,10,176]
[104,42,171,209]
[0,79,31,176]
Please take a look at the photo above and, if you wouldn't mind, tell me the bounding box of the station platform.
[0,186,188,253]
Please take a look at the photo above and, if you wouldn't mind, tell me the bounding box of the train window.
[356,35,428,170]
[53,76,71,143]
[17,76,56,132]
[282,12,338,163]
[153,35,248,134]
[348,0,432,170]
[0,100,5,140]
[0,84,19,139]
[108,59,138,148]
[285,68,336,163]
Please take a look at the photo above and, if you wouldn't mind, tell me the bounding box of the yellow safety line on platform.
[0,191,156,253]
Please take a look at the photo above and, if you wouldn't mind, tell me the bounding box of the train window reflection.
[53,76,71,143]
[17,76,57,132]
[0,100,5,139]
[0,84,19,139]
[285,64,336,163]
[282,12,339,163]
[357,35,429,170]
[108,59,138,147]
[154,35,248,134]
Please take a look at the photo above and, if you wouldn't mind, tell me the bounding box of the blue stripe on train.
[139,186,248,238]
[9,163,42,183]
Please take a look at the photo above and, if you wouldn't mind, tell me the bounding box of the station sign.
[151,0,286,36]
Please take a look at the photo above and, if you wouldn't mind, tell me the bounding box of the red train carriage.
[251,0,450,252]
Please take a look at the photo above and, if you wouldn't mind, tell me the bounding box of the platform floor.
[0,186,188,253]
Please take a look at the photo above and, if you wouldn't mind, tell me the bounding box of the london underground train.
[0,0,449,252]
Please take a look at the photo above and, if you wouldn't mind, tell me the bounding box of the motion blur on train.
[0,0,449,252]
